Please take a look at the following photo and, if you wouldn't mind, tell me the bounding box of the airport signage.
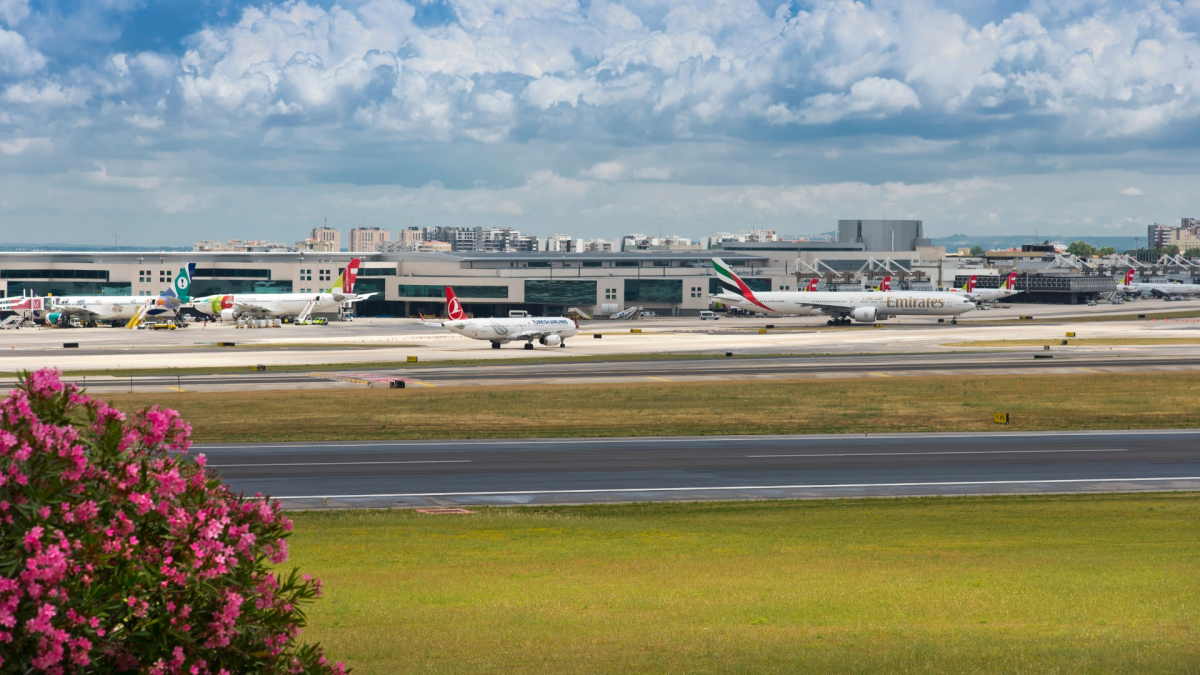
[993,412,1009,425]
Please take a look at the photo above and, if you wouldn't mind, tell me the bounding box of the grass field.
[102,370,1200,443]
[947,337,1200,347]
[288,494,1200,674]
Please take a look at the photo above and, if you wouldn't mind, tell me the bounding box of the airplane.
[191,258,375,320]
[420,286,579,349]
[1117,269,1200,298]
[800,278,819,292]
[0,263,196,327]
[947,273,1021,302]
[712,258,975,325]
[877,276,892,291]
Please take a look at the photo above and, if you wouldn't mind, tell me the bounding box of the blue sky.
[1,0,1199,245]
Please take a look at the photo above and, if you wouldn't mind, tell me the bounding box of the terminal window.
[604,288,617,300]
[690,286,703,298]
[301,269,312,281]
[524,280,596,304]
[138,270,151,282]
[320,270,331,282]
[625,279,682,303]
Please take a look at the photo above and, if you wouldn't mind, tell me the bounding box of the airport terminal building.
[0,250,792,318]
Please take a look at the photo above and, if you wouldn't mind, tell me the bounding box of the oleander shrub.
[0,369,344,674]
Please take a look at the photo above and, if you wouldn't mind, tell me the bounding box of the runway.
[50,351,1200,392]
[195,430,1200,509]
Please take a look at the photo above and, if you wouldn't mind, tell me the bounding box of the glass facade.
[710,277,771,294]
[360,267,397,276]
[193,268,271,279]
[1,269,108,280]
[625,279,682,303]
[396,285,508,298]
[524,280,596,304]
[354,278,386,295]
[7,281,130,296]
[190,280,293,295]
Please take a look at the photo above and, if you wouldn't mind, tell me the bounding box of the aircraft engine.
[851,307,877,323]
[541,334,562,347]
[219,309,238,322]
[45,312,62,326]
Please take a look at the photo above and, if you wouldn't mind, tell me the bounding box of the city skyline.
[2,0,1200,244]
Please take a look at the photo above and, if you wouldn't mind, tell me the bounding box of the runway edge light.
[994,412,1010,425]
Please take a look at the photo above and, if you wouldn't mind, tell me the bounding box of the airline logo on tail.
[444,287,467,320]
[879,276,892,292]
[329,258,362,294]
[1004,272,1017,290]
[711,258,773,312]
[804,278,819,292]
[164,263,195,303]
[1121,269,1135,287]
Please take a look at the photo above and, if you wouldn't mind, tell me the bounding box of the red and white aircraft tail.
[1003,272,1017,290]
[878,276,892,292]
[966,275,978,293]
[444,286,467,320]
[804,278,819,292]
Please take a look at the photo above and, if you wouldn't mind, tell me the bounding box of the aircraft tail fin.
[879,276,891,292]
[712,258,771,312]
[1122,269,1135,287]
[329,258,362,294]
[444,286,467,320]
[165,262,196,303]
[805,278,819,292]
[967,275,978,293]
[1005,272,1017,290]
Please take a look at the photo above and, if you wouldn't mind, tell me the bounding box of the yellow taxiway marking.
[412,381,437,387]
[646,376,673,382]
[868,372,893,378]
[168,386,187,393]
[1079,368,1107,373]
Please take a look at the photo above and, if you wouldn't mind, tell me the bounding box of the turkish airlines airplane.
[1117,269,1200,297]
[947,273,1021,302]
[421,287,579,349]
[712,258,975,325]
[191,258,375,320]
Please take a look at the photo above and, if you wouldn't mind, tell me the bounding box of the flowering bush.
[0,369,345,674]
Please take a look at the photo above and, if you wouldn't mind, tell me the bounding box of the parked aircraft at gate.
[712,258,975,325]
[191,258,374,320]
[421,287,579,349]
[0,263,195,327]
[947,273,1021,302]
[1117,269,1200,297]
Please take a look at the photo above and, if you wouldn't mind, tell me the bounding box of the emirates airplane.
[421,287,579,349]
[712,258,975,325]
[191,258,374,320]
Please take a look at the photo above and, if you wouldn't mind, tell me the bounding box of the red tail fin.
[343,258,361,294]
[967,275,978,293]
[1005,272,1017,290]
[879,276,891,291]
[1124,269,1135,285]
[805,278,818,292]
[444,287,466,320]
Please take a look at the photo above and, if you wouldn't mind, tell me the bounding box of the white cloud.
[0,26,43,74]
[125,114,164,130]
[3,82,88,106]
[1120,187,1143,196]
[0,0,29,27]
[580,161,625,180]
[773,77,922,125]
[0,136,49,154]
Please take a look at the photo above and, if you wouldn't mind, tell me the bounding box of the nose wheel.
[951,319,958,325]
[523,342,534,350]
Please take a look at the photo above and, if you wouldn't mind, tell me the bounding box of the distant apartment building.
[836,220,930,252]
[310,225,341,252]
[348,227,390,252]
[1148,223,1174,249]
[1148,219,1200,251]
[582,238,614,252]
[545,235,577,252]
[621,234,699,251]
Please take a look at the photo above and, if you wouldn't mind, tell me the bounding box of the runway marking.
[168,387,187,393]
[646,376,672,382]
[268,476,1200,500]
[413,381,437,387]
[868,372,893,377]
[193,430,1200,451]
[209,459,471,468]
[1079,368,1107,373]
[748,449,1128,458]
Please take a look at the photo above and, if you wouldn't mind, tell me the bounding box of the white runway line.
[270,476,1200,500]
[747,449,1129,458]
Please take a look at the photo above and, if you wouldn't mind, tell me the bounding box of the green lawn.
[289,494,1200,674]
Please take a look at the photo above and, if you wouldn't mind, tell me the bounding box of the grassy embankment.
[103,370,1200,443]
[289,494,1200,674]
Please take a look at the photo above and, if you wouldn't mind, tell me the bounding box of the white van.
[508,310,531,318]
[699,310,720,320]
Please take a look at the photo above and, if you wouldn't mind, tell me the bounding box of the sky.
[1,0,1200,246]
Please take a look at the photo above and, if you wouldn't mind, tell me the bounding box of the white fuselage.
[949,288,1021,302]
[44,295,177,321]
[719,290,975,318]
[441,317,579,342]
[1125,282,1200,297]
[192,293,359,319]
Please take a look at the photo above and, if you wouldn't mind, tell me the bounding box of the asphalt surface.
[195,430,1200,509]
[53,352,1200,392]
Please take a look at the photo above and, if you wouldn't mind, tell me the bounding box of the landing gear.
[491,341,501,349]
[827,317,851,326]
[560,342,566,348]
[523,342,534,350]
[951,318,958,325]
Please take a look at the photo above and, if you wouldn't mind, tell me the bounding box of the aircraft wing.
[787,300,855,315]
[232,301,272,314]
[514,327,570,340]
[52,305,103,320]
